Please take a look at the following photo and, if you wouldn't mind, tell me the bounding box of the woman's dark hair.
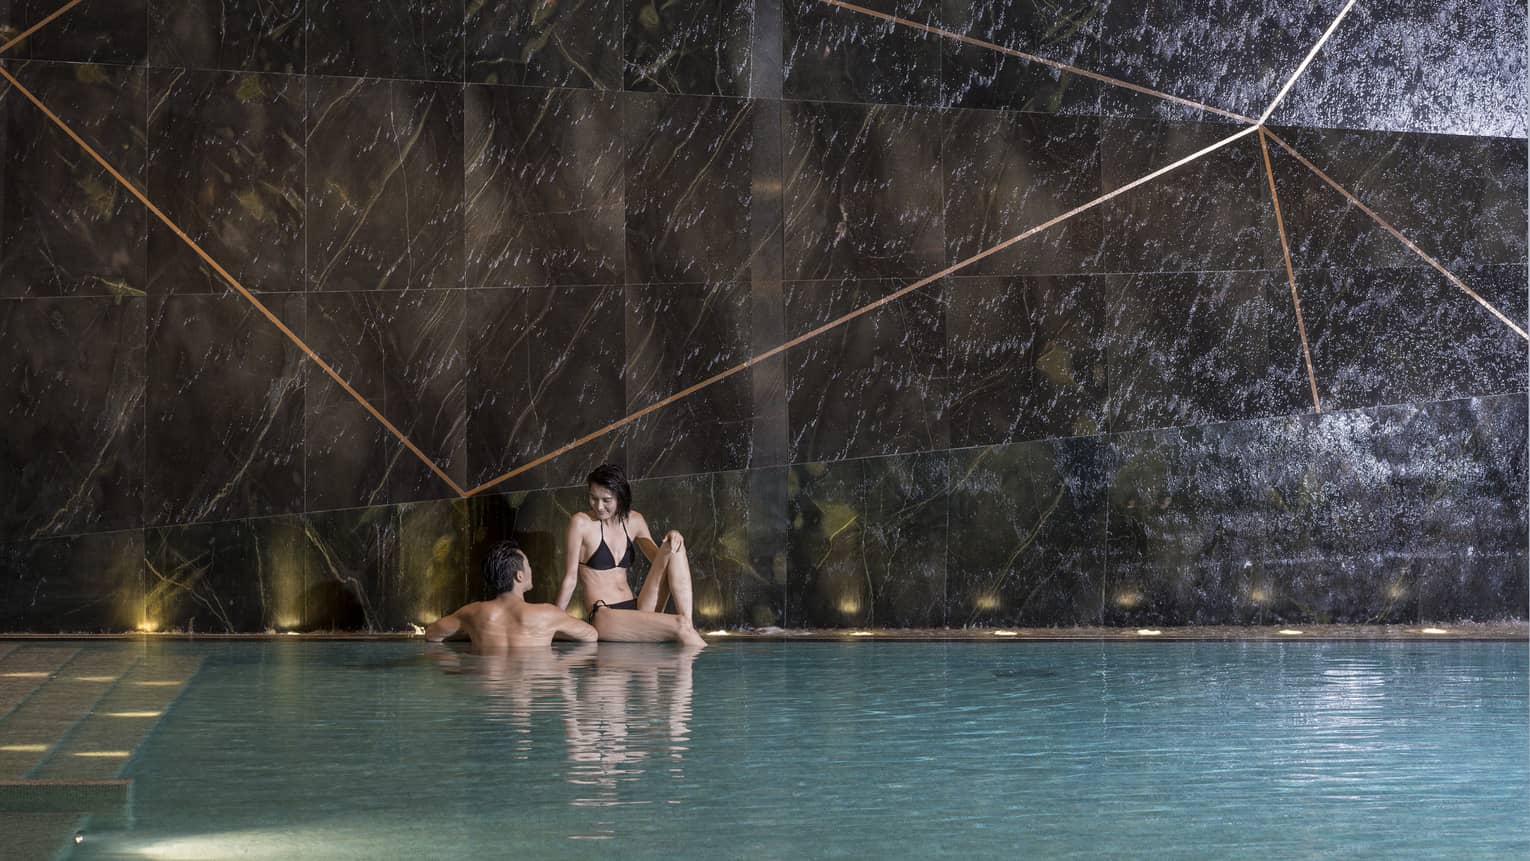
[586,463,632,518]
[483,540,526,595]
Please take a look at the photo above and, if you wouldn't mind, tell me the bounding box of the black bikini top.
[582,518,634,570]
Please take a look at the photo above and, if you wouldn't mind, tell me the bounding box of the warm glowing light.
[848,631,874,637]
[71,751,131,758]
[1278,629,1303,635]
[416,613,440,625]
[697,602,724,620]
[407,623,425,636]
[1114,591,1143,608]
[837,599,862,615]
[1385,583,1407,600]
[73,676,117,683]
[0,671,48,678]
[136,620,160,632]
[134,680,184,687]
[283,631,300,637]
[1421,627,1449,634]
[1249,589,1270,604]
[975,595,1001,611]
[706,630,730,636]
[992,631,1019,637]
[1,744,49,752]
[1136,629,1161,636]
[275,617,301,629]
[104,711,163,718]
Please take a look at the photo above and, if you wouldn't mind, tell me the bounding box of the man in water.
[425,540,598,653]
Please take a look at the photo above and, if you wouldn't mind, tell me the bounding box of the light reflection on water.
[61,640,1530,860]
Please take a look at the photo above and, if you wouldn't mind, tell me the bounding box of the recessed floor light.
[1278,629,1303,635]
[1136,629,1161,636]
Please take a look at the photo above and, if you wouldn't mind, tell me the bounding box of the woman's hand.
[663,530,685,553]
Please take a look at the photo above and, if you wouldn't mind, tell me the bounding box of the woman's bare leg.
[593,608,706,648]
[636,538,694,622]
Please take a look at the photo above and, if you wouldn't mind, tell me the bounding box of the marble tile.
[0,61,146,298]
[144,292,306,526]
[783,0,941,105]
[631,470,756,628]
[465,286,627,492]
[0,298,144,540]
[301,506,398,631]
[785,278,947,462]
[783,100,943,281]
[939,0,1106,114]
[305,0,464,81]
[945,274,1108,447]
[1098,118,1279,273]
[624,92,755,284]
[397,497,471,624]
[1272,0,1528,138]
[466,0,623,89]
[744,465,789,626]
[942,111,1100,276]
[307,76,464,292]
[1264,125,1527,274]
[625,281,753,477]
[148,0,305,73]
[947,436,1107,626]
[1107,269,1307,433]
[146,69,304,295]
[467,487,574,606]
[378,289,466,503]
[3,0,146,64]
[625,0,753,96]
[464,85,624,289]
[0,530,144,633]
[1095,0,1341,123]
[785,453,949,627]
[145,516,306,633]
[303,292,391,512]
[1298,265,1527,412]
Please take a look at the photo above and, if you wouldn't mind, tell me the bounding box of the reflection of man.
[426,540,597,653]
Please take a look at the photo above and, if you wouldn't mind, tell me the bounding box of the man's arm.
[556,515,583,611]
[424,611,463,642]
[553,615,599,643]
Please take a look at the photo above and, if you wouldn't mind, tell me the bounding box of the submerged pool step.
[33,656,206,782]
[0,647,82,722]
[0,650,140,780]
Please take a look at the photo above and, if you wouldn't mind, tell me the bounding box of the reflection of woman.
[556,464,707,647]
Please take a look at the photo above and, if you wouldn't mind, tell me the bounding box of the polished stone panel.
[744,465,789,626]
[0,298,144,539]
[948,436,1106,626]
[625,281,752,477]
[1099,118,1279,273]
[378,289,466,503]
[464,85,624,289]
[307,76,464,292]
[945,274,1108,447]
[148,0,305,73]
[785,452,949,627]
[4,0,146,64]
[465,286,627,492]
[145,293,305,526]
[783,100,943,281]
[631,470,757,628]
[624,92,754,284]
[397,497,471,623]
[0,530,144,632]
[145,516,305,633]
[301,506,398,631]
[146,69,304,296]
[939,0,1105,114]
[625,0,753,96]
[1298,265,1527,412]
[466,0,623,89]
[469,487,574,606]
[1272,0,1528,138]
[785,278,947,462]
[1096,0,1343,123]
[0,61,145,298]
[303,292,391,512]
[784,0,941,105]
[1265,125,1528,274]
[306,0,464,80]
[941,111,1101,276]
[1107,269,1307,433]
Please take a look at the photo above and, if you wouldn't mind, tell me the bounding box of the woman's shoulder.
[568,510,594,529]
[626,510,649,529]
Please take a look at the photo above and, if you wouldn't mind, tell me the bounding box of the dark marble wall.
[0,1,1524,632]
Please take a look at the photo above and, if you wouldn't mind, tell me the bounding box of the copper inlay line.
[0,63,469,496]
[1263,129,1530,342]
[464,124,1263,496]
[1257,0,1357,124]
[0,0,86,55]
[1257,128,1322,414]
[812,0,1258,125]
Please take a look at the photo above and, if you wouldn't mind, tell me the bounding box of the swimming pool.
[4,640,1526,859]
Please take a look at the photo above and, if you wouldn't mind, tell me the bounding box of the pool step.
[34,656,205,781]
[0,812,88,861]
[0,647,82,722]
[0,650,140,780]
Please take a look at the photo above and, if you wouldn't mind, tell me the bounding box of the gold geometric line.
[0,0,85,55]
[1257,127,1322,413]
[813,0,1259,124]
[464,123,1262,497]
[1257,0,1358,124]
[1263,128,1530,342]
[0,62,469,497]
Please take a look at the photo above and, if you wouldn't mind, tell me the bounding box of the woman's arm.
[556,514,584,611]
[630,511,682,562]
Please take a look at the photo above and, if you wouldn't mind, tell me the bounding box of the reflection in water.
[430,643,699,841]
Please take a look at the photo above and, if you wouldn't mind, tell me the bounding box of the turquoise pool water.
[37,640,1530,859]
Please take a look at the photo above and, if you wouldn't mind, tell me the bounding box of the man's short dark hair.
[586,463,632,518]
[483,540,526,595]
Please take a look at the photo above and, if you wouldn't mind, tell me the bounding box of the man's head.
[586,463,632,520]
[483,540,530,596]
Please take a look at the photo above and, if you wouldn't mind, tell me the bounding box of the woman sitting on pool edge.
[556,464,707,648]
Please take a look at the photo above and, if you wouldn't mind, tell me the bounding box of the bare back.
[445,599,596,653]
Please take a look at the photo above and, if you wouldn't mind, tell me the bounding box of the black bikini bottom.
[590,598,638,618]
